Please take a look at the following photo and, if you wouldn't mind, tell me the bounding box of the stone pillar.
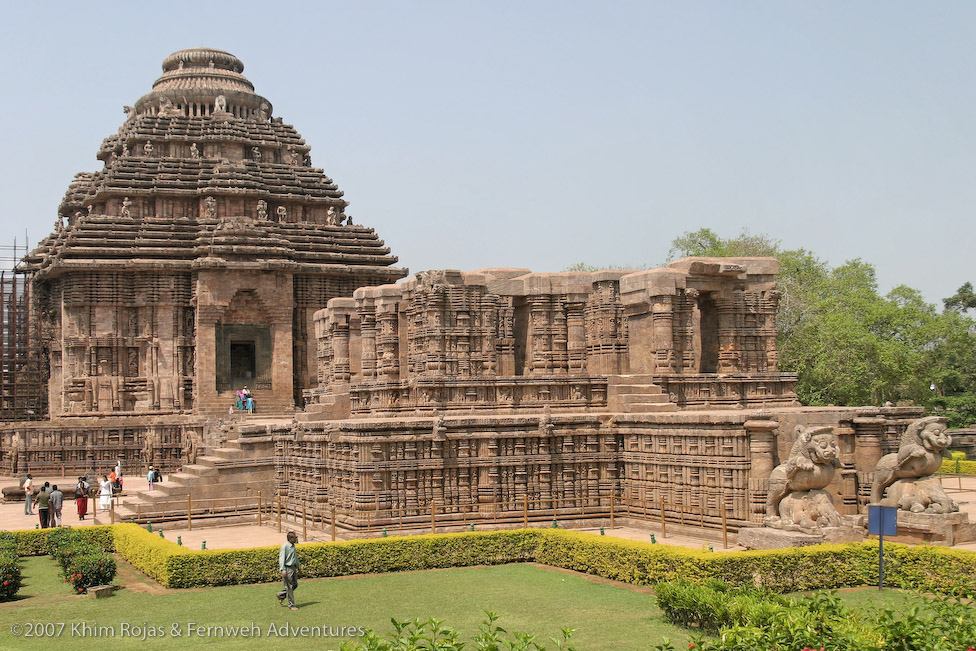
[528,297,550,374]
[715,295,737,373]
[332,317,351,383]
[359,305,377,380]
[552,303,568,374]
[375,301,399,382]
[566,302,586,372]
[853,416,886,473]
[745,418,779,523]
[651,298,675,372]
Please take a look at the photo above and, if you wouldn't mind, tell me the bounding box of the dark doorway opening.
[698,294,719,373]
[230,341,256,386]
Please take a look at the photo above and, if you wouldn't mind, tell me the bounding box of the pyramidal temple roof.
[24,47,405,280]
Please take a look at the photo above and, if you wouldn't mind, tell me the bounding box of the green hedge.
[167,528,540,588]
[7,526,114,557]
[939,457,976,474]
[3,524,976,597]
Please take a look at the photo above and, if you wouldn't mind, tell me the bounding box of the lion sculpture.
[765,425,843,532]
[871,416,957,513]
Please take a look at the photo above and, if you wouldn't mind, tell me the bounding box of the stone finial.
[872,416,957,513]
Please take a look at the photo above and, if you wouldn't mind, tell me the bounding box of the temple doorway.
[698,293,719,373]
[230,341,256,385]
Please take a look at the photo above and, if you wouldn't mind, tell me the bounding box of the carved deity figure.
[289,147,301,165]
[326,206,342,226]
[142,427,160,468]
[190,143,199,159]
[276,205,287,221]
[256,200,268,220]
[214,95,227,112]
[257,101,271,122]
[765,425,843,532]
[871,416,957,513]
[204,196,217,219]
[122,142,129,157]
[251,146,261,161]
[182,433,198,466]
[432,414,447,440]
[143,141,154,156]
[120,197,132,219]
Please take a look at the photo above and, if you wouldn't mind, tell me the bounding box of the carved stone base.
[883,511,976,545]
[881,477,958,514]
[738,525,865,550]
[765,488,844,534]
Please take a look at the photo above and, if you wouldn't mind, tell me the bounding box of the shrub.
[336,612,577,651]
[0,536,19,602]
[39,528,117,593]
[940,457,976,474]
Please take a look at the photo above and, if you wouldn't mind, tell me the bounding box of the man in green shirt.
[276,531,301,610]
[36,482,51,528]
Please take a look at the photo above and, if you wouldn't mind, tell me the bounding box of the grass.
[0,556,949,650]
[0,556,691,650]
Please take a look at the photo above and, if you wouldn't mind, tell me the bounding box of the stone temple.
[2,48,968,545]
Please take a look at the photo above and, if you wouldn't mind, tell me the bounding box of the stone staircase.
[606,375,678,413]
[196,389,296,419]
[100,418,287,525]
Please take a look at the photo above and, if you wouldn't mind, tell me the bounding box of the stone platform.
[737,525,865,550]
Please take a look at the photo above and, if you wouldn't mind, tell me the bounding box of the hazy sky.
[0,2,972,304]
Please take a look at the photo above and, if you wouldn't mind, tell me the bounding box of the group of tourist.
[234,385,255,413]
[22,474,65,528]
[21,459,129,524]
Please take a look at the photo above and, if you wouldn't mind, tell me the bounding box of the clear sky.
[0,1,972,304]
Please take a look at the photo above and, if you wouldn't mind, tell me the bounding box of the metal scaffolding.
[0,242,46,420]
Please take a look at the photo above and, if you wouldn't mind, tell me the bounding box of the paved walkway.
[1,473,974,553]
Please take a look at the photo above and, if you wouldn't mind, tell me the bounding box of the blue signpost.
[868,505,897,590]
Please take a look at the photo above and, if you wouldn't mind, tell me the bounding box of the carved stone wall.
[276,407,924,531]
[308,260,795,415]
[0,419,205,476]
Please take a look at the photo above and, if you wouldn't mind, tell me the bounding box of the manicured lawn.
[0,555,949,650]
[0,556,691,650]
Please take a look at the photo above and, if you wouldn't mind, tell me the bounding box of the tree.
[944,282,976,314]
[668,229,976,421]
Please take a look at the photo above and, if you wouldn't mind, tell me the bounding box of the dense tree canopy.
[665,228,976,425]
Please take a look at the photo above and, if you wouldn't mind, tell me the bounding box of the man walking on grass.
[276,531,301,610]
